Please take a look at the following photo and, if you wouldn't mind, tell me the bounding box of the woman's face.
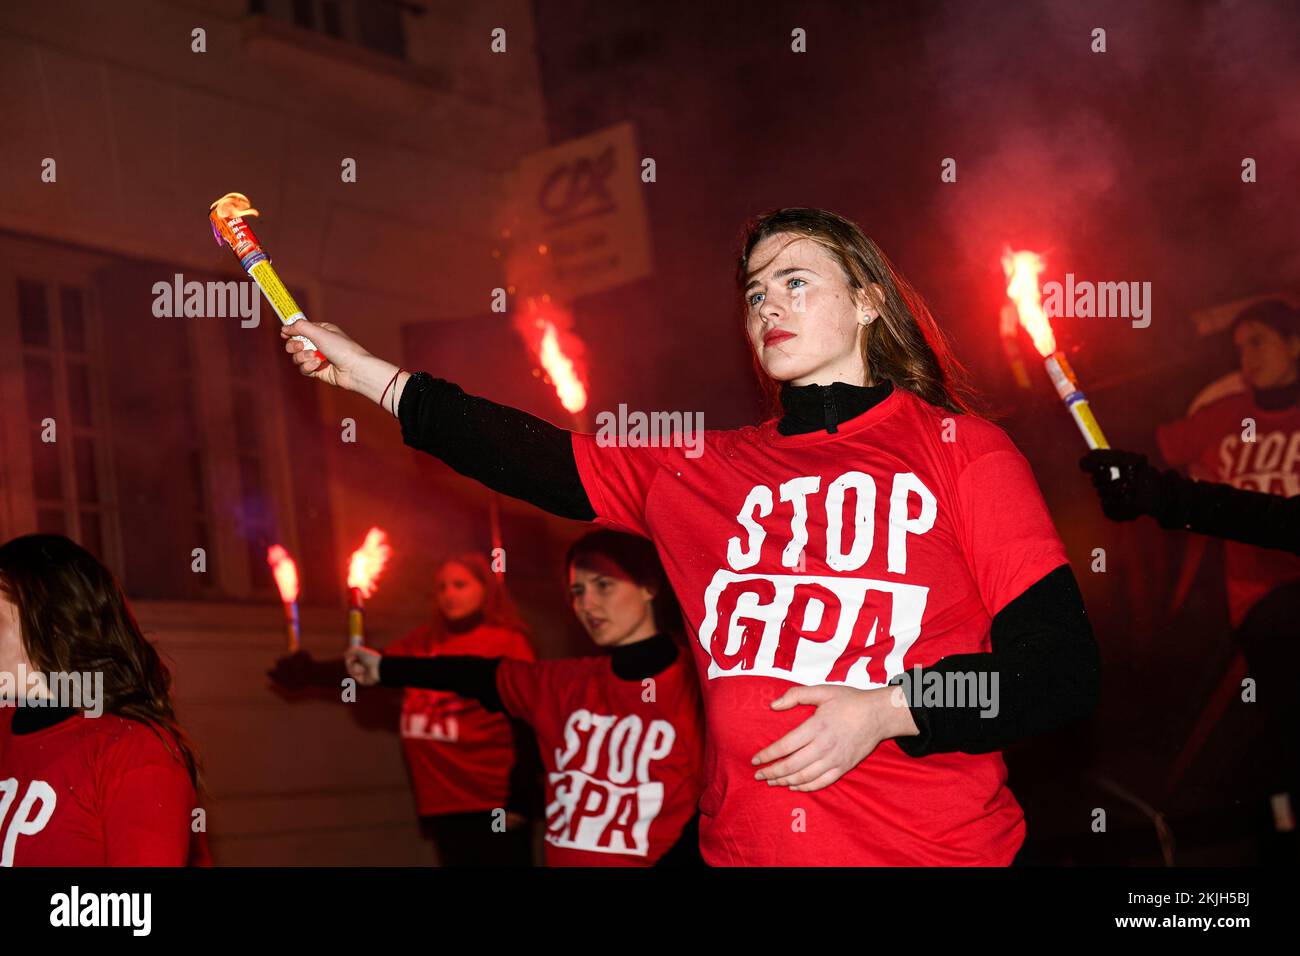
[434,562,486,622]
[744,232,876,386]
[568,556,656,648]
[1234,320,1300,389]
[0,593,27,676]
[0,592,45,700]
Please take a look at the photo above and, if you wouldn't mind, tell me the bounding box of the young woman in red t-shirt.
[271,552,538,866]
[279,207,1101,866]
[346,530,705,866]
[0,534,208,866]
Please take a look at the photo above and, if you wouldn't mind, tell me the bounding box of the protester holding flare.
[1081,297,1300,859]
[1082,299,1300,562]
[270,552,540,866]
[279,207,1101,866]
[0,534,209,866]
[347,531,705,866]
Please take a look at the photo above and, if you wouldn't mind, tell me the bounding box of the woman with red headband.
[280,207,1100,866]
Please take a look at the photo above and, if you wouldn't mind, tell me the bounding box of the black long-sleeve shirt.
[396,372,1100,756]
[1152,468,1300,554]
[379,631,681,702]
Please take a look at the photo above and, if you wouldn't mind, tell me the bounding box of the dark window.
[29,430,62,501]
[23,356,55,417]
[74,437,98,503]
[18,277,114,576]
[18,280,49,347]
[66,361,93,427]
[95,263,201,599]
[321,0,342,37]
[61,287,86,352]
[253,0,407,60]
[79,510,103,558]
[226,294,287,598]
[356,0,405,58]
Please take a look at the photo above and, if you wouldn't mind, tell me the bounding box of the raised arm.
[281,319,594,520]
[1081,448,1300,554]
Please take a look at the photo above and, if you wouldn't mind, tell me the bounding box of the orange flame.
[347,527,391,598]
[539,321,588,413]
[494,215,591,415]
[1001,248,1056,357]
[209,191,259,220]
[266,544,299,604]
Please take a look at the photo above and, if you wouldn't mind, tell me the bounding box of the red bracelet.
[380,368,403,414]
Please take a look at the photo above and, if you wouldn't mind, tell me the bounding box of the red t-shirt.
[495,652,704,866]
[570,386,1069,866]
[0,708,208,866]
[388,623,535,816]
[1156,392,1300,628]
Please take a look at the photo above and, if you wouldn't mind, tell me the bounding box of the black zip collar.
[445,609,486,635]
[611,633,679,681]
[1255,380,1300,411]
[12,705,81,735]
[777,379,895,435]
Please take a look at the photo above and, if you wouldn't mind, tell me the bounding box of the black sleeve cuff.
[888,564,1100,757]
[889,676,934,757]
[396,371,437,453]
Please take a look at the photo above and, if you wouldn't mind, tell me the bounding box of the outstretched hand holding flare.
[281,318,412,414]
[209,191,327,368]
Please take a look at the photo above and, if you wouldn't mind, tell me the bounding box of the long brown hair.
[0,534,200,789]
[427,551,530,642]
[737,207,982,419]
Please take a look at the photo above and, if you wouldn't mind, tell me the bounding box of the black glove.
[1083,450,1300,552]
[1078,448,1170,522]
[267,650,346,689]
